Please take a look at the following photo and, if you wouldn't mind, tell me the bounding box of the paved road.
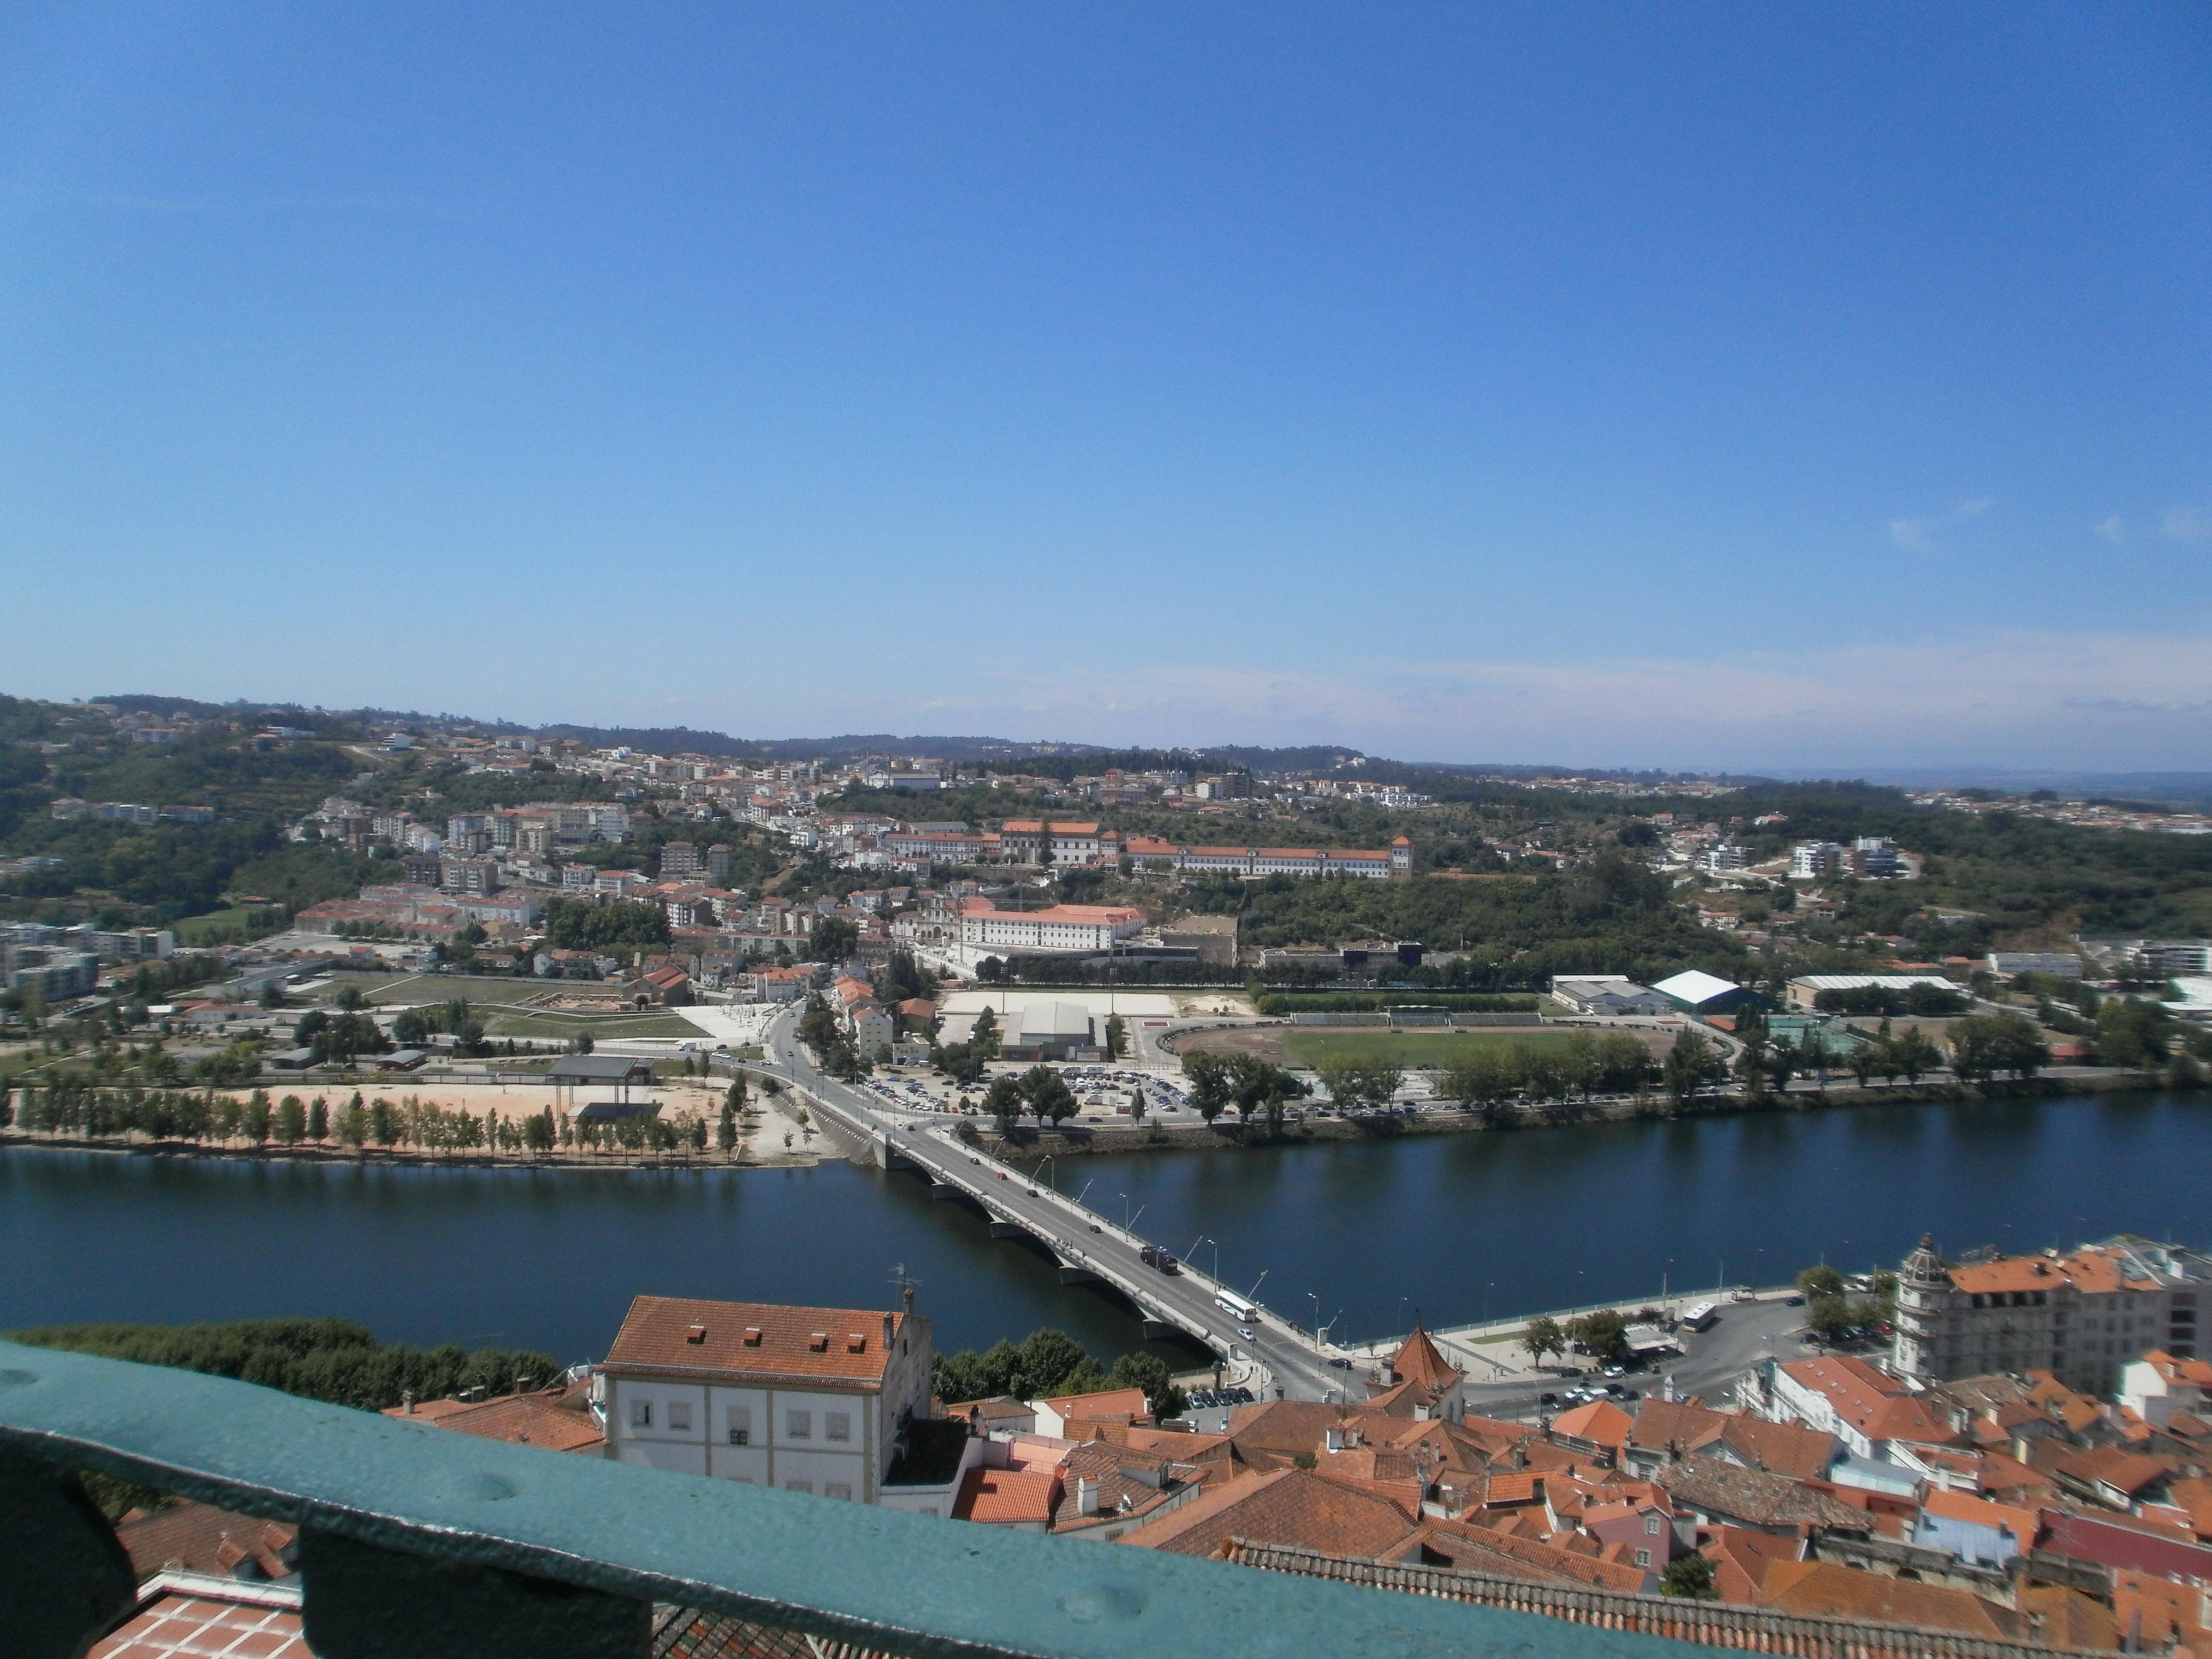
[753,1006,1346,1404]
[1458,1297,1809,1422]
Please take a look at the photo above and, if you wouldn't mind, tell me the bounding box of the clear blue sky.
[4,4,2208,771]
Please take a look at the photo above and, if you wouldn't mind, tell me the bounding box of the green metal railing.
[0,1338,1728,1659]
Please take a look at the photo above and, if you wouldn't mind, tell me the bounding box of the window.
[726,1407,752,1446]
[1645,1516,1661,1536]
[1634,1549,1652,1568]
[784,1479,812,1495]
[630,1399,653,1429]
[787,1409,812,1440]
[668,1401,692,1433]
[824,1483,854,1502]
[825,1411,852,1443]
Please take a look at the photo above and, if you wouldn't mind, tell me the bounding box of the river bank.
[962,1067,2200,1158]
[0,1130,823,1170]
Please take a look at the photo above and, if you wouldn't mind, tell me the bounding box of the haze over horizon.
[5,5,2210,772]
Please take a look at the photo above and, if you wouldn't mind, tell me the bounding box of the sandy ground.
[207,1078,820,1165]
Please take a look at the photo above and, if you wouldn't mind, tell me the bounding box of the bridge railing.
[0,1340,1723,1659]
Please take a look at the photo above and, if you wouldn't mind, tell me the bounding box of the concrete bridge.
[752,1017,1341,1399]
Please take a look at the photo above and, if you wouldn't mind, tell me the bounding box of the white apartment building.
[1790,841,1845,879]
[594,1295,933,1506]
[957,901,1146,955]
[1893,1235,2207,1398]
[1122,837,1411,880]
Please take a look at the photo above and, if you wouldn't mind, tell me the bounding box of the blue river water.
[2,1092,2204,1367]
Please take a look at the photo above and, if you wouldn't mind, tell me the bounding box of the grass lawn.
[174,907,285,948]
[1282,1028,1584,1070]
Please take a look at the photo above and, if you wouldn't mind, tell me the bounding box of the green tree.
[1566,1309,1630,1364]
[1661,1554,1718,1600]
[274,1095,306,1145]
[983,1074,1026,1135]
[1103,1013,1127,1060]
[1108,1350,1188,1419]
[242,1089,273,1144]
[1522,1314,1566,1367]
[1181,1051,1232,1123]
[807,916,858,963]
[968,1005,1000,1060]
[306,1096,329,1142]
[1663,1028,1724,1109]
[1020,1064,1079,1127]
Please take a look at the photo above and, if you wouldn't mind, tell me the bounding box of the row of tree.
[930,1326,1188,1419]
[1178,1052,1311,1135]
[8,1316,558,1416]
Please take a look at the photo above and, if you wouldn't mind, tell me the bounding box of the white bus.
[1215,1291,1257,1322]
[1680,1301,1719,1333]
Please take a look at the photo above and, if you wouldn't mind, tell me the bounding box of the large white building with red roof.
[958,899,1145,955]
[1123,836,1411,879]
[593,1294,933,1505]
[1893,1234,2208,1396]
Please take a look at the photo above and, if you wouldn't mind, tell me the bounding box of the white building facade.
[594,1295,934,1505]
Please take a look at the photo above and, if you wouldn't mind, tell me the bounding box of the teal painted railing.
[0,1339,1727,1659]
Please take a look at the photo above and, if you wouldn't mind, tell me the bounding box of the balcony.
[2,1338,1715,1659]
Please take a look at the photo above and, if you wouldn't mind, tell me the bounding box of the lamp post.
[1309,1293,1323,1355]
[1188,1235,1219,1281]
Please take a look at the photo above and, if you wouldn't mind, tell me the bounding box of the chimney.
[1076,1476,1100,1517]
[883,1313,896,1349]
[402,1390,415,1415]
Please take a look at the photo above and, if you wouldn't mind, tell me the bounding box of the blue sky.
[3,4,2209,771]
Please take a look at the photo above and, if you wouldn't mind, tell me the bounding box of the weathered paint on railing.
[0,1339,1732,1659]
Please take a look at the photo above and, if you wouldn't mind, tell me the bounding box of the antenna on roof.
[889,1261,922,1314]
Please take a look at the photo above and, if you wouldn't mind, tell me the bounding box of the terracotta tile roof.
[1756,1559,2022,1639]
[1481,1471,1544,1507]
[1051,1442,1208,1533]
[1715,1417,1839,1482]
[2168,1475,2212,1543]
[1387,1324,1461,1391]
[2054,1443,2177,1501]
[2112,1569,2212,1654]
[1629,1397,1729,1456]
[113,1502,296,1582]
[1704,1524,1802,1604]
[603,1295,905,1385]
[90,1588,312,1659]
[1549,1399,1634,1451]
[1655,1454,1869,1534]
[1042,1386,1149,1425]
[388,1391,605,1454]
[1106,1426,1234,1466]
[1780,1356,1958,1447]
[952,1464,1062,1526]
[1117,1467,1415,1559]
[2016,1585,2119,1653]
[1420,1518,1649,1591]
[1224,1399,1353,1461]
[1946,1244,2143,1298]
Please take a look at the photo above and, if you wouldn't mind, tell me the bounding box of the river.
[2,1092,2204,1367]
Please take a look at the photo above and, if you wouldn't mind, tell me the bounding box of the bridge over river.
[755,1006,1345,1403]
